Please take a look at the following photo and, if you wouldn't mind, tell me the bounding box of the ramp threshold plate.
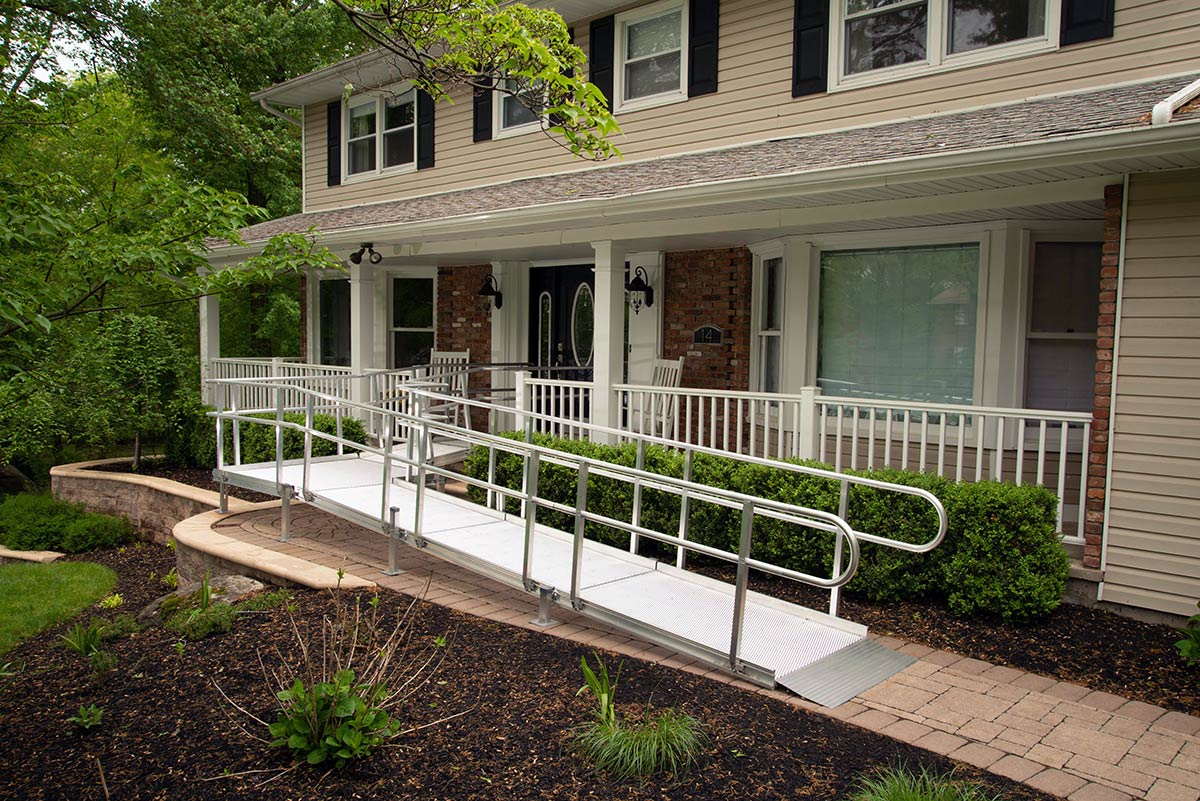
[777,639,916,708]
[220,454,911,705]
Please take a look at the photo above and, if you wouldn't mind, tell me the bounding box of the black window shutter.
[688,0,719,97]
[589,15,615,109]
[472,77,493,142]
[565,27,575,79]
[417,90,435,170]
[1060,0,1115,46]
[791,0,828,98]
[326,101,341,186]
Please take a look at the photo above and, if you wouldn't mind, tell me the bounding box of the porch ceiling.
[214,74,1200,267]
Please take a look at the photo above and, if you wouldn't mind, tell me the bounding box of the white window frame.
[830,0,1061,92]
[750,244,786,395]
[614,0,689,114]
[343,83,418,182]
[493,78,545,140]
[385,268,437,369]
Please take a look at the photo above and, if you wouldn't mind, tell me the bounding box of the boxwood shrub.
[463,433,1070,621]
[0,494,131,553]
[164,395,368,468]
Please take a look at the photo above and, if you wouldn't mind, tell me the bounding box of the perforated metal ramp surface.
[220,454,911,704]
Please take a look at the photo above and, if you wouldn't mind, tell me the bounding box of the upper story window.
[615,0,689,112]
[345,87,416,179]
[834,0,1056,89]
[493,79,543,138]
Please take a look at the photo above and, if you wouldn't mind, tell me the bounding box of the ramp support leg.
[278,484,294,543]
[532,585,557,628]
[218,476,228,515]
[384,506,405,576]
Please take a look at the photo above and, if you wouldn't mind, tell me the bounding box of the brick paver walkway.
[207,501,1200,801]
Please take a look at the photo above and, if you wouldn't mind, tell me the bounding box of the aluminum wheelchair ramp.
[218,454,914,706]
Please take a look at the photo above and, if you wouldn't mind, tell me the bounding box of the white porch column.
[349,262,376,406]
[304,268,320,365]
[591,240,626,441]
[625,251,662,385]
[490,260,530,389]
[199,291,220,406]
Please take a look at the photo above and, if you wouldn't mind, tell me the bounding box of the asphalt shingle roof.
[237,75,1199,242]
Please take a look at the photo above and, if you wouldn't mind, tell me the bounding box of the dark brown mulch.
[86,460,277,504]
[690,562,1200,718]
[0,544,1056,801]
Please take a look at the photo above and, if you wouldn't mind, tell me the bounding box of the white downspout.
[1150,76,1200,126]
[258,98,301,127]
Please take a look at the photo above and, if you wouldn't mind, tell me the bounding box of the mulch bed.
[0,544,1056,801]
[86,460,278,504]
[691,563,1200,718]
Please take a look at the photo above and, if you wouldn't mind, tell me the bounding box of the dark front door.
[529,265,595,380]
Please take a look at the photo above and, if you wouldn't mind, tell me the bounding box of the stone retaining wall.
[49,459,253,544]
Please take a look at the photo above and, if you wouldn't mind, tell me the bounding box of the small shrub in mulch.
[0,494,130,553]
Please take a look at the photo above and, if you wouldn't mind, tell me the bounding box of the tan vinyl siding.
[1103,168,1200,618]
[303,0,1200,212]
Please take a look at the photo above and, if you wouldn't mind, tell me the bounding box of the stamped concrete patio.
[175,500,1200,801]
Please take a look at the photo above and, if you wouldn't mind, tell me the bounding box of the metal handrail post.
[729,500,754,672]
[278,484,293,542]
[521,451,541,589]
[413,419,429,540]
[231,390,242,466]
[570,463,590,607]
[830,480,851,617]
[486,445,498,511]
[384,505,403,576]
[274,387,285,487]
[335,404,344,456]
[381,420,395,523]
[303,393,314,497]
[676,448,694,570]
[629,439,645,554]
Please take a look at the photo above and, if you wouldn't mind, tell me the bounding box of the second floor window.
[346,88,416,178]
[839,0,1051,83]
[616,0,688,111]
[495,79,542,137]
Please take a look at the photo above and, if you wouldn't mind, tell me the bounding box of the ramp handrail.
[211,375,947,626]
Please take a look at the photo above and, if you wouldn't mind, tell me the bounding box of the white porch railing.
[603,383,1090,541]
[523,377,593,438]
[209,357,353,411]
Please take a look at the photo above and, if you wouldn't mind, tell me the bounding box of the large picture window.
[345,88,416,178]
[837,0,1053,86]
[615,0,687,111]
[818,243,979,405]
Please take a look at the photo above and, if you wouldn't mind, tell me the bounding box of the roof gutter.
[204,119,1200,261]
[1151,76,1200,126]
[258,98,302,127]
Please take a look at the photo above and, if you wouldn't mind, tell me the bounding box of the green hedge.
[0,494,131,553]
[463,434,1069,621]
[164,394,368,468]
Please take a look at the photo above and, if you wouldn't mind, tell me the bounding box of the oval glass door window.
[571,283,594,366]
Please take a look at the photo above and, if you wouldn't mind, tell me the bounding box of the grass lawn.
[0,561,116,653]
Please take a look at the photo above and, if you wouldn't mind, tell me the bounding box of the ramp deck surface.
[220,454,903,702]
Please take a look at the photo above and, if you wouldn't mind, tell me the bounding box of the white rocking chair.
[627,357,684,438]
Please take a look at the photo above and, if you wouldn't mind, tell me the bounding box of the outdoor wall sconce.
[349,243,383,265]
[625,266,654,314]
[478,273,503,309]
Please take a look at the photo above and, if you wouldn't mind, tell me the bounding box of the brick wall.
[662,248,753,391]
[1084,184,1121,569]
[437,264,493,429]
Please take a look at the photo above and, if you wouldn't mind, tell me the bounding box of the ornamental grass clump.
[851,764,1001,801]
[574,653,707,782]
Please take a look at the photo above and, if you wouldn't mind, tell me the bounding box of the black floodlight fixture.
[625,266,655,314]
[349,243,383,265]
[478,273,503,310]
